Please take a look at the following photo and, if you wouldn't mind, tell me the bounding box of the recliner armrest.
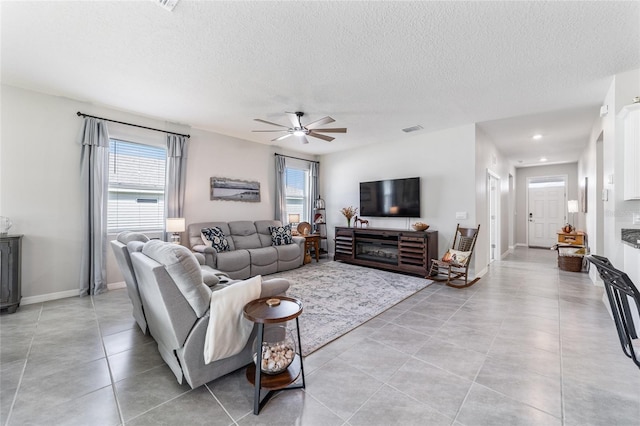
[259,278,290,298]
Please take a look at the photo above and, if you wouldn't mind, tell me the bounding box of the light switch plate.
[633,212,640,225]
[456,212,468,220]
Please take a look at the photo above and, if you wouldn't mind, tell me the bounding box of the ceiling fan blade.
[272,134,293,142]
[252,130,288,132]
[254,118,289,128]
[285,112,304,128]
[305,116,335,129]
[308,128,347,133]
[308,132,334,142]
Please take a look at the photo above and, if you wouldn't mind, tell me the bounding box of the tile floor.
[1,247,639,425]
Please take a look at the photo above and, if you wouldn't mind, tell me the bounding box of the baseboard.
[108,281,126,290]
[475,267,488,278]
[21,289,81,305]
[501,247,514,259]
[515,243,527,247]
[21,282,126,305]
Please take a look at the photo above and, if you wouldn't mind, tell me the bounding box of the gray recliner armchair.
[110,231,151,334]
[129,239,291,388]
[111,231,234,334]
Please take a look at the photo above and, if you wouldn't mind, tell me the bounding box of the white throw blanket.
[203,275,262,364]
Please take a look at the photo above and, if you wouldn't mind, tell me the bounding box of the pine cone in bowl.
[412,222,429,231]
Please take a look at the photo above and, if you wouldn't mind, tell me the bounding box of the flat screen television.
[359,177,421,217]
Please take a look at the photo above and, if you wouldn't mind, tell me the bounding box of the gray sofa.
[129,239,291,389]
[188,220,305,279]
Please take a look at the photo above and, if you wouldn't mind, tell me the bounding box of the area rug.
[267,261,433,356]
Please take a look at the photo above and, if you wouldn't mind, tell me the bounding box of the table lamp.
[166,217,185,244]
[288,213,300,226]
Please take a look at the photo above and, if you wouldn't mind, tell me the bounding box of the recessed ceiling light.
[533,134,543,140]
[540,157,548,162]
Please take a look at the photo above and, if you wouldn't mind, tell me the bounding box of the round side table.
[243,296,305,415]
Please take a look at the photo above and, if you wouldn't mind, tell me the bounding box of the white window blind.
[285,167,309,221]
[108,139,166,233]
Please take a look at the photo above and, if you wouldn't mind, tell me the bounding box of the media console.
[334,227,438,278]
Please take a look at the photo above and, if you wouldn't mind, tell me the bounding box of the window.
[285,166,310,222]
[108,139,166,233]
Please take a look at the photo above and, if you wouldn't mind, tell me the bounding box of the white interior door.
[528,177,566,248]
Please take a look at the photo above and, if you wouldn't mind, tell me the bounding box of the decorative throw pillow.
[442,249,472,266]
[269,224,293,246]
[201,227,230,252]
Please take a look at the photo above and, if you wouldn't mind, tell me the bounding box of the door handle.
[529,212,533,222]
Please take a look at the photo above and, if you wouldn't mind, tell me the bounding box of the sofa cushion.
[247,247,278,266]
[273,243,300,262]
[216,250,251,274]
[142,240,212,318]
[269,225,293,246]
[228,221,262,249]
[255,220,282,247]
[202,227,230,252]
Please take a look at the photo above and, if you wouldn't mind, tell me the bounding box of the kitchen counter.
[621,228,640,249]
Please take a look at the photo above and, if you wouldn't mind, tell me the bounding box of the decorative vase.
[347,218,351,227]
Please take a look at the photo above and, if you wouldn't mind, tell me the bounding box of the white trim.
[515,243,528,247]
[487,169,501,264]
[108,281,126,290]
[21,289,81,305]
[475,266,489,278]
[501,247,514,259]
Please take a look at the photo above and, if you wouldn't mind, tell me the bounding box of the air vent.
[402,125,423,133]
[153,0,179,11]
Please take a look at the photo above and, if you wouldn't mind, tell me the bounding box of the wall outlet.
[456,212,468,220]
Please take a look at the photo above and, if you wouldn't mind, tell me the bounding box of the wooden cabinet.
[557,231,585,247]
[1,235,22,313]
[621,103,640,200]
[334,227,438,278]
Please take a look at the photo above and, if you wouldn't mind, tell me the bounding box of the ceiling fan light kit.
[253,111,347,144]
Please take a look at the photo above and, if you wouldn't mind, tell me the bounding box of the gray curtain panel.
[165,134,188,240]
[309,161,319,224]
[275,155,287,222]
[79,117,110,296]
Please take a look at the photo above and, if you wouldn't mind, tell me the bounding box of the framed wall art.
[210,177,260,202]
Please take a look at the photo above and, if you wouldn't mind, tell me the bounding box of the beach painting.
[210,177,261,202]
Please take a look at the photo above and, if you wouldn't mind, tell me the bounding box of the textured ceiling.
[2,1,639,166]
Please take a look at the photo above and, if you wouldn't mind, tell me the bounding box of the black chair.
[587,254,640,370]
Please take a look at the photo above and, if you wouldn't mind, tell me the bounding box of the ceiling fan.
[252,111,347,144]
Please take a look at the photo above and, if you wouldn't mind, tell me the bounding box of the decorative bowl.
[253,326,296,375]
[412,222,429,231]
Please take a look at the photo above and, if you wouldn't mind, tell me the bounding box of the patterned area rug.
[267,261,433,356]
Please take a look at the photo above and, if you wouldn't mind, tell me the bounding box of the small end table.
[303,234,321,264]
[243,296,305,415]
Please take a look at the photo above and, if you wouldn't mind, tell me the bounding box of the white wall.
[1,84,318,299]
[578,68,640,277]
[475,126,514,271]
[321,124,480,275]
[514,163,579,246]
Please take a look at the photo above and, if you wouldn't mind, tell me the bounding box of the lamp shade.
[567,200,579,214]
[166,217,185,233]
[288,213,300,224]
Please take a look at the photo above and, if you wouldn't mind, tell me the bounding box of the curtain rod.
[274,153,319,164]
[77,112,190,139]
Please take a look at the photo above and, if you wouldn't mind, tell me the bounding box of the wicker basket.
[558,255,583,272]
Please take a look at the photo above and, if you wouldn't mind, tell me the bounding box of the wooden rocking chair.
[429,224,480,288]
